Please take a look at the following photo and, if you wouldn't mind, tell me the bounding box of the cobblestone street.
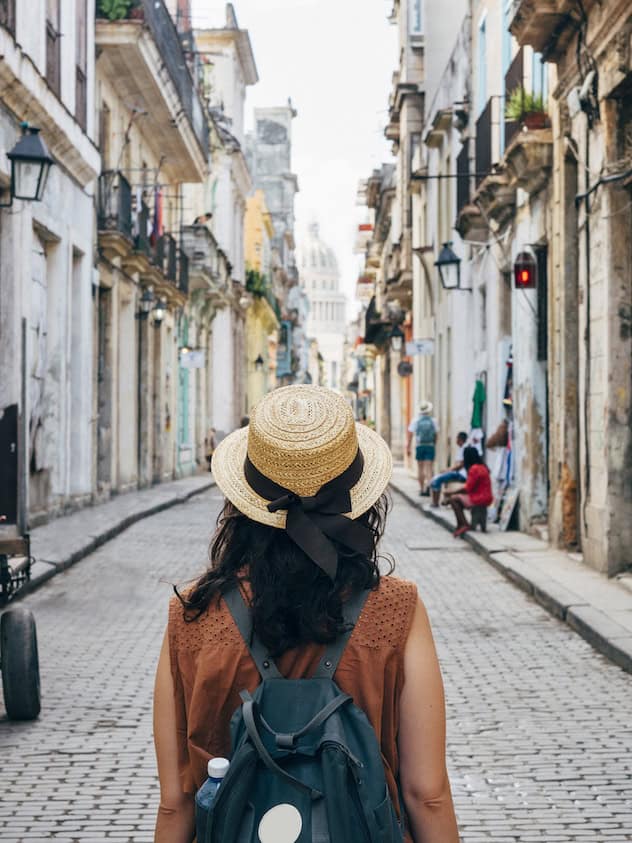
[0,489,631,842]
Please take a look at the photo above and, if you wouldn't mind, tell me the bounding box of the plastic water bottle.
[195,757,230,841]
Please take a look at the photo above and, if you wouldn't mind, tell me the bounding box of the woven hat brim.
[211,423,393,529]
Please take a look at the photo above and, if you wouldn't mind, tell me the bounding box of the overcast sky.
[191,0,397,307]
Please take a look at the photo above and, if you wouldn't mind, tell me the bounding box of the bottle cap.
[208,757,230,779]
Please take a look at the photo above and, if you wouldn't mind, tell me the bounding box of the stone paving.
[0,490,631,842]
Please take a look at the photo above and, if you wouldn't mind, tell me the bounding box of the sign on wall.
[180,350,206,369]
[406,339,435,356]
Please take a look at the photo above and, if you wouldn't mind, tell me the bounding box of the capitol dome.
[298,221,347,391]
[299,222,339,276]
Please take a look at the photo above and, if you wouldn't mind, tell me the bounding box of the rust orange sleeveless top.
[168,574,417,825]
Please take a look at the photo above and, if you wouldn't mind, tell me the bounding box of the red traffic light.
[514,251,537,289]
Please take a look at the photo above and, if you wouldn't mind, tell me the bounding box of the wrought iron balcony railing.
[475,99,494,187]
[504,48,525,149]
[178,249,189,295]
[456,144,470,214]
[156,233,178,282]
[96,0,208,157]
[98,171,133,238]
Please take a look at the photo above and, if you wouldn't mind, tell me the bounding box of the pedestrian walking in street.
[406,401,438,497]
[153,385,459,843]
[429,431,468,507]
[444,446,493,538]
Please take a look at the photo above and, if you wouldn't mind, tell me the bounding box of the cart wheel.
[1,607,41,720]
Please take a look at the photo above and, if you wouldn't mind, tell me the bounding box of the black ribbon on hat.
[243,449,373,580]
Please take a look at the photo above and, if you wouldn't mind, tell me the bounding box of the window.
[502,0,512,77]
[46,0,61,97]
[0,0,16,36]
[410,0,422,34]
[99,101,111,167]
[76,0,87,128]
[477,16,487,116]
[532,51,548,101]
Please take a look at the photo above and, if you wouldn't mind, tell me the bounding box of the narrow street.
[0,491,630,842]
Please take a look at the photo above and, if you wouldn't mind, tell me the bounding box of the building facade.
[0,0,100,524]
[361,0,631,575]
[299,223,347,391]
[244,188,279,410]
[510,0,632,574]
[193,4,258,436]
[246,104,310,385]
[95,0,209,494]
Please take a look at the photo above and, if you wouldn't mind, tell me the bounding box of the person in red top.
[445,446,493,537]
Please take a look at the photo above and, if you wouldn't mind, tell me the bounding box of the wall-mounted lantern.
[254,353,265,372]
[514,250,537,289]
[153,296,167,327]
[137,286,155,320]
[389,324,405,353]
[435,242,463,291]
[1,125,54,207]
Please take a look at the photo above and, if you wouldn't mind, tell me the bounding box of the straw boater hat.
[419,400,433,415]
[212,385,392,579]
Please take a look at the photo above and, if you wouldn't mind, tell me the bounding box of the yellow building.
[244,190,279,410]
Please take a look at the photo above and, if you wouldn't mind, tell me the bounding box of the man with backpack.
[406,401,438,496]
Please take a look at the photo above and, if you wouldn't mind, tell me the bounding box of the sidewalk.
[390,466,632,674]
[13,474,214,599]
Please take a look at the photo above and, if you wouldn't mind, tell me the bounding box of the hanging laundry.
[150,186,164,246]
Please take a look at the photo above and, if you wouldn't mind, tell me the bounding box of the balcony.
[96,0,209,182]
[97,171,133,258]
[509,0,569,57]
[475,98,496,187]
[456,144,470,217]
[476,173,516,226]
[504,48,525,149]
[181,224,231,301]
[504,128,553,194]
[455,203,490,243]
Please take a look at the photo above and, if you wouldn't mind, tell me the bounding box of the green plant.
[505,87,546,121]
[246,268,268,298]
[97,0,132,21]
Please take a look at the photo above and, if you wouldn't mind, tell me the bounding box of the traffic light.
[514,251,537,289]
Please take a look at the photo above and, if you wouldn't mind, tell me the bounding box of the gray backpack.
[415,416,435,446]
[196,586,405,843]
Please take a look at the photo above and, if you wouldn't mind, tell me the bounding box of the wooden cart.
[0,330,41,720]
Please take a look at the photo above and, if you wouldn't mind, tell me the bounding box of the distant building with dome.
[299,223,347,390]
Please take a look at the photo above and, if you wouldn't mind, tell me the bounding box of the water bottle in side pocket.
[195,757,230,842]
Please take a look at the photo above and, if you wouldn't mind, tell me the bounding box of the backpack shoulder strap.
[312,588,371,679]
[223,586,282,680]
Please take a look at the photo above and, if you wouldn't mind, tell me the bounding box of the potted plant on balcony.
[97,0,132,19]
[506,88,548,131]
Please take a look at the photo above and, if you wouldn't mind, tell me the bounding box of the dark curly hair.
[175,494,393,657]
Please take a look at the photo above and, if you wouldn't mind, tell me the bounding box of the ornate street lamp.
[435,242,463,291]
[389,324,405,353]
[137,286,155,320]
[153,296,167,327]
[1,125,54,206]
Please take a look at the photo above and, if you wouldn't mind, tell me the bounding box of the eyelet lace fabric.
[169,575,418,658]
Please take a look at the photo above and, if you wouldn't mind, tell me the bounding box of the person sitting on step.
[444,446,493,538]
[429,431,468,508]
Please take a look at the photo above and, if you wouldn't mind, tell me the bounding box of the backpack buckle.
[275,733,296,750]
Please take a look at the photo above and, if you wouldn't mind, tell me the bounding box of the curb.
[390,480,632,675]
[10,479,215,602]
